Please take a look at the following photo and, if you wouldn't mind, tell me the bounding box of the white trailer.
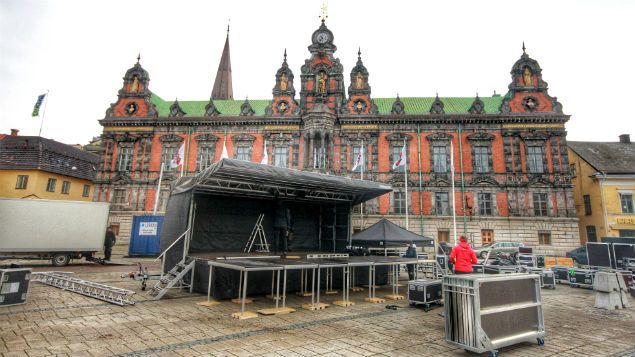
[0,198,110,266]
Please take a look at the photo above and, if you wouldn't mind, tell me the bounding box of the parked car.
[473,241,524,259]
[566,246,588,265]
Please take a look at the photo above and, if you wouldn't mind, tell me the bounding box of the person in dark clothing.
[404,241,418,280]
[449,235,477,274]
[273,201,293,255]
[104,227,117,261]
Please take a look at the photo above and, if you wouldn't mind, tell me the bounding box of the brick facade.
[95,21,579,253]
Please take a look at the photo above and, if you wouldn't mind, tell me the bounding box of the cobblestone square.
[1,257,634,357]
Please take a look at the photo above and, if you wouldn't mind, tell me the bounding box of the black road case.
[408,279,443,306]
[569,268,596,289]
[551,266,570,284]
[1,268,32,307]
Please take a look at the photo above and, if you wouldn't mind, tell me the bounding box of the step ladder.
[32,272,135,306]
[244,213,269,253]
[147,258,196,300]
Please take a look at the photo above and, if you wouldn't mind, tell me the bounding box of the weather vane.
[320,1,328,22]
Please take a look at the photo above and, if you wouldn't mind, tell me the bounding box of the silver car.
[473,241,524,259]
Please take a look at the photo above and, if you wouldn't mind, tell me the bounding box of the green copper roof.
[149,93,503,117]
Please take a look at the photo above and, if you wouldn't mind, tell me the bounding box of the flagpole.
[360,140,364,230]
[153,162,165,215]
[38,90,50,137]
[451,141,457,245]
[404,138,409,230]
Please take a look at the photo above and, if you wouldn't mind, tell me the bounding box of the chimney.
[10,129,19,136]
[619,134,631,143]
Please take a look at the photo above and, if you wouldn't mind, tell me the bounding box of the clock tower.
[300,21,345,172]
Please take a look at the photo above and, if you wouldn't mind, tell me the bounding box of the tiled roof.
[0,136,100,181]
[568,141,635,175]
[149,94,504,117]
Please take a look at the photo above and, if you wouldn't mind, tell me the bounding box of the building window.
[586,226,597,242]
[432,145,447,173]
[15,175,28,189]
[46,178,57,192]
[435,192,450,215]
[620,193,634,213]
[235,146,251,161]
[112,188,127,205]
[481,229,494,244]
[533,192,548,216]
[161,146,176,172]
[391,145,407,172]
[274,146,288,168]
[619,229,635,238]
[538,231,551,245]
[393,191,406,214]
[570,163,577,178]
[477,193,493,215]
[438,230,449,243]
[351,145,366,172]
[197,146,215,171]
[117,146,133,172]
[473,146,490,173]
[61,181,71,194]
[526,146,544,174]
[583,195,592,215]
[82,184,90,197]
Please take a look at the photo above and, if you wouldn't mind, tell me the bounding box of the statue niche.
[317,72,327,94]
[522,67,532,87]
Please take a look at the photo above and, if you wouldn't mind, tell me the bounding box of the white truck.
[0,198,110,266]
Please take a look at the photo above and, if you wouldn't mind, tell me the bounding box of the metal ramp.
[147,258,195,300]
[32,272,135,306]
[244,213,269,253]
[419,260,445,279]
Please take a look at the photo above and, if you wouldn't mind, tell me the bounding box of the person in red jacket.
[449,235,478,274]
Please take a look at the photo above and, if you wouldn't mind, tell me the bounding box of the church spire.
[211,28,233,100]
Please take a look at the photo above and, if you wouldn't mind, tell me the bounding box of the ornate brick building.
[96,21,579,254]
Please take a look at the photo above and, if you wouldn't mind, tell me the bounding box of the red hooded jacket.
[449,240,478,273]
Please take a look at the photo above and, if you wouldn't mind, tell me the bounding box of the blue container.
[128,215,164,256]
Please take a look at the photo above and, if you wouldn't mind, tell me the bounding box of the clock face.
[316,32,329,44]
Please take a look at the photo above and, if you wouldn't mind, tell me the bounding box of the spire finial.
[319,1,328,22]
[358,47,361,60]
[284,48,287,62]
[522,41,526,54]
[227,20,230,37]
[136,53,141,64]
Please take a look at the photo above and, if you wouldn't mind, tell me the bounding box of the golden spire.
[320,1,328,22]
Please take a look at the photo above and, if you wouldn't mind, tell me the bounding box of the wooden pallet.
[384,294,405,300]
[296,291,313,297]
[231,298,254,304]
[231,311,258,320]
[351,287,365,292]
[333,300,355,307]
[323,290,338,295]
[302,302,330,310]
[197,300,221,307]
[257,307,296,315]
[364,297,386,303]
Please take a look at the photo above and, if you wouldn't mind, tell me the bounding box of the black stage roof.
[352,218,435,247]
[171,158,392,205]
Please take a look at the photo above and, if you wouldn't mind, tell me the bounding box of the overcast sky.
[1,0,634,145]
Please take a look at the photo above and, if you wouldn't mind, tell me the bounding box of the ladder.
[147,258,195,300]
[32,272,135,306]
[244,213,269,253]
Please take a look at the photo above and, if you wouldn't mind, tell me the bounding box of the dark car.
[566,246,588,265]
[473,241,524,259]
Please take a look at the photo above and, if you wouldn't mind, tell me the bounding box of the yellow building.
[0,131,99,201]
[568,134,635,243]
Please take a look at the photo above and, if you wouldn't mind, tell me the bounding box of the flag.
[170,143,184,168]
[220,140,229,159]
[352,145,363,172]
[260,140,268,164]
[32,94,46,117]
[392,142,407,170]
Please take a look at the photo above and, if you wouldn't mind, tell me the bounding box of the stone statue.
[280,73,288,91]
[522,67,532,86]
[317,72,327,94]
[355,72,364,89]
[130,76,140,93]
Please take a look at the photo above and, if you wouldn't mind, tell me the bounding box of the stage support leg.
[197,265,220,307]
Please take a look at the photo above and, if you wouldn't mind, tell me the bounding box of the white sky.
[1,0,634,145]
